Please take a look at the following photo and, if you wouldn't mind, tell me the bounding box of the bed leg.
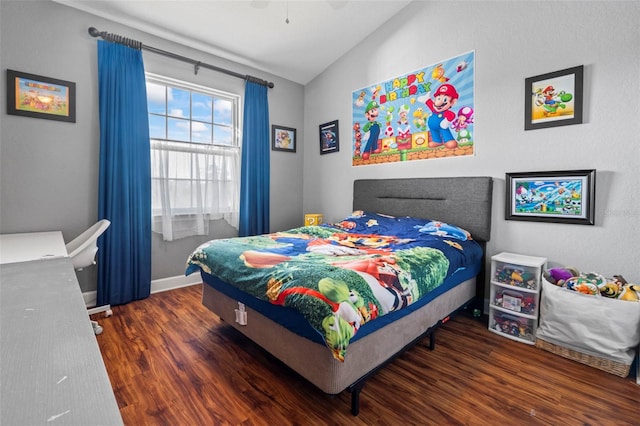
[350,382,365,416]
[429,329,436,351]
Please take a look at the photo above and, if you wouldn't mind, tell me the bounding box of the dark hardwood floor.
[92,284,639,425]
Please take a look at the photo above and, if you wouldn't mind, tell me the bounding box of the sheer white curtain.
[151,139,240,241]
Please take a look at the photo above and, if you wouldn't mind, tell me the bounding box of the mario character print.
[534,85,575,118]
[351,51,475,165]
[425,83,459,149]
[526,65,583,130]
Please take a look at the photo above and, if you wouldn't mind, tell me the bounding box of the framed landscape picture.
[6,69,76,123]
[506,169,595,225]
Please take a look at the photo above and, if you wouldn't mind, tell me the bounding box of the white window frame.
[146,73,242,240]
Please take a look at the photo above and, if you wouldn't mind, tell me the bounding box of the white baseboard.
[150,274,202,294]
[82,274,201,308]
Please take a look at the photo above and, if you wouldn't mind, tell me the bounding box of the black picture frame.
[271,125,296,152]
[505,169,595,225]
[6,69,76,123]
[524,65,583,130]
[319,120,339,155]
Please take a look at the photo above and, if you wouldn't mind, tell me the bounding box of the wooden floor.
[93,284,639,425]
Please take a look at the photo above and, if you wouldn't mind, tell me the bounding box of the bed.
[186,176,493,415]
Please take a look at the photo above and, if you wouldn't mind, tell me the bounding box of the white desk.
[0,231,68,264]
[0,232,123,425]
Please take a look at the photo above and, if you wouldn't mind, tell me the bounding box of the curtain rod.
[88,27,274,89]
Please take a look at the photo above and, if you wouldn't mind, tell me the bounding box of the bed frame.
[201,176,493,415]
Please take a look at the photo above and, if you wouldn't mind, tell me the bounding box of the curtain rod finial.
[88,27,100,38]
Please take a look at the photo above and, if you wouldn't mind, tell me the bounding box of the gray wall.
[0,0,304,291]
[303,1,640,282]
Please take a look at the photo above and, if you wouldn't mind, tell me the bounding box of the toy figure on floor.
[425,83,459,149]
[361,100,381,160]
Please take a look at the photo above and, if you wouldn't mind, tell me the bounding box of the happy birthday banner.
[352,51,475,166]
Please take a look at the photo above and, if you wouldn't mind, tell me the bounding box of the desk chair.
[65,219,112,335]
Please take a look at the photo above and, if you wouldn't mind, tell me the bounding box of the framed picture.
[506,170,595,225]
[524,65,583,130]
[271,125,296,152]
[319,120,339,154]
[6,69,76,123]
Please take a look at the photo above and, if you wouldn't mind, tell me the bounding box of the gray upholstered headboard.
[353,177,493,242]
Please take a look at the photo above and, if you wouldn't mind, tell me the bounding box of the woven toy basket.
[535,338,631,377]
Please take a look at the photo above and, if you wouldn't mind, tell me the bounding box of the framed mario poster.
[524,65,583,131]
[319,120,339,154]
[351,51,475,166]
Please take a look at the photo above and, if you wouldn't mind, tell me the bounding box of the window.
[147,74,241,241]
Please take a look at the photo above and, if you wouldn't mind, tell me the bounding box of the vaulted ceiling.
[53,0,412,85]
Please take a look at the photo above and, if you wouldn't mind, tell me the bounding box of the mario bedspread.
[185,211,483,361]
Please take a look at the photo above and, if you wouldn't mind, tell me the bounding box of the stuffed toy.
[600,280,622,298]
[613,276,640,301]
[605,275,640,301]
[619,284,640,301]
[544,267,579,286]
[565,276,600,295]
[581,272,606,287]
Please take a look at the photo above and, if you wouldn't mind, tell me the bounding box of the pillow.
[329,211,398,233]
[411,220,471,241]
[329,211,472,241]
